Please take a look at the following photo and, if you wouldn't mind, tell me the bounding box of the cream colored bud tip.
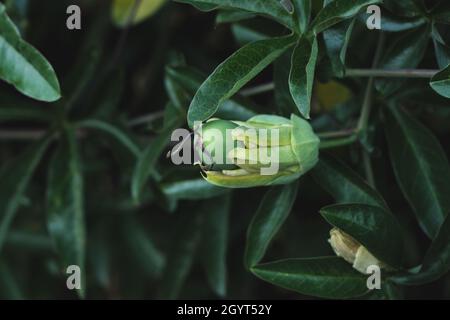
[328,228,385,274]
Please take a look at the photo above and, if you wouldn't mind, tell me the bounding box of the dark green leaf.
[231,22,270,45]
[391,213,450,285]
[47,128,85,298]
[216,9,256,24]
[165,68,191,112]
[430,64,450,98]
[311,0,382,34]
[430,1,450,24]
[90,69,125,120]
[131,107,182,203]
[383,0,425,18]
[165,65,206,95]
[0,261,24,299]
[63,48,102,112]
[385,106,450,239]
[323,19,355,77]
[175,0,296,30]
[174,0,218,11]
[77,119,141,158]
[157,210,203,299]
[320,203,404,268]
[289,36,318,119]
[245,182,298,269]
[5,231,53,253]
[312,154,388,210]
[432,24,450,69]
[292,0,311,34]
[216,99,258,121]
[375,26,430,95]
[166,65,258,121]
[363,279,405,299]
[122,218,165,279]
[187,35,296,126]
[201,195,231,297]
[356,12,426,33]
[274,50,298,116]
[0,136,51,254]
[251,257,369,299]
[161,178,229,201]
[0,3,60,101]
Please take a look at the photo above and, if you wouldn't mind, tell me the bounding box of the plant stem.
[346,68,437,79]
[240,83,275,97]
[356,33,385,187]
[357,77,375,133]
[0,110,166,140]
[128,111,165,127]
[0,130,47,140]
[320,34,386,150]
[320,135,358,149]
[318,128,356,139]
[357,33,385,133]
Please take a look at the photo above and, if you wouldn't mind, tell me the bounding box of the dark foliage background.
[0,0,449,299]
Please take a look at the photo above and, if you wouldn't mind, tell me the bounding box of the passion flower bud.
[194,114,320,188]
[194,119,241,171]
[329,228,387,274]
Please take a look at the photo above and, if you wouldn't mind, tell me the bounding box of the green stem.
[357,33,385,133]
[319,135,358,149]
[240,83,275,96]
[356,33,385,186]
[345,68,437,78]
[318,128,356,139]
[318,35,385,150]
[357,76,375,132]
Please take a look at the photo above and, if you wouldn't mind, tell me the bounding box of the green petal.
[204,168,301,188]
[290,114,320,173]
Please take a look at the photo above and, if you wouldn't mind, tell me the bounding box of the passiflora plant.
[162,0,450,299]
[0,0,450,300]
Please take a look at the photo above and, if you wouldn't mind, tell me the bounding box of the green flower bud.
[329,228,387,274]
[195,114,320,188]
[194,119,240,171]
